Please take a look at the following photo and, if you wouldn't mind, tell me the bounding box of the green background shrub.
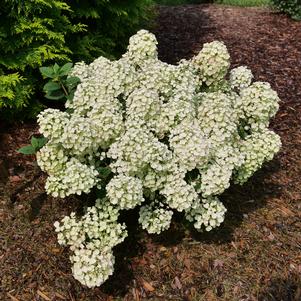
[271,0,301,20]
[0,0,82,118]
[0,0,154,120]
[156,0,212,5]
[216,0,271,7]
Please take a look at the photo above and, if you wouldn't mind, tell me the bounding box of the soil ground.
[1,4,301,301]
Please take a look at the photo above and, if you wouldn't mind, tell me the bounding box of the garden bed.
[1,4,301,301]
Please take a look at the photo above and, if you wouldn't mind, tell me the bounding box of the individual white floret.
[186,197,227,231]
[229,66,253,91]
[139,202,173,234]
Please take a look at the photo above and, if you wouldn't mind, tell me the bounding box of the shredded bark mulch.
[1,4,301,301]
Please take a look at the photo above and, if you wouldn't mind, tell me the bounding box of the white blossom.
[37,143,68,175]
[193,41,230,86]
[71,243,115,288]
[169,118,209,171]
[160,169,199,212]
[106,175,144,209]
[54,200,127,287]
[239,82,280,132]
[235,129,281,184]
[45,158,99,198]
[139,202,173,234]
[186,197,227,231]
[37,108,69,143]
[229,66,253,91]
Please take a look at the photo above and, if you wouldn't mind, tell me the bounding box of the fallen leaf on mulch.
[267,232,275,241]
[213,259,224,269]
[37,290,51,301]
[7,292,19,301]
[142,279,155,292]
[9,175,22,182]
[171,276,182,290]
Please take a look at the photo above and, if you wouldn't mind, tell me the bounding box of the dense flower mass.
[37,30,281,287]
[139,202,173,234]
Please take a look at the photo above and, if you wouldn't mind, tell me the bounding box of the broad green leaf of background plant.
[17,145,36,155]
[18,136,48,155]
[40,67,55,79]
[43,81,61,92]
[59,63,73,76]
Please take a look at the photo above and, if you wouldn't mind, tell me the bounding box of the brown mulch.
[1,4,301,301]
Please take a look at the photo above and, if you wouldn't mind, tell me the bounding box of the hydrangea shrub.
[37,30,281,287]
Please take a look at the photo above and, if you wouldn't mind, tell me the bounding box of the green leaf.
[17,145,36,155]
[43,81,61,92]
[97,167,112,179]
[45,90,65,100]
[59,63,73,76]
[31,136,47,151]
[37,137,47,149]
[66,91,74,101]
[40,67,55,78]
[66,76,80,86]
[53,63,60,74]
[31,136,39,149]
[96,189,106,199]
[66,108,74,114]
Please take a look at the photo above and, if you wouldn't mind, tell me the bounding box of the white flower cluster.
[161,169,198,211]
[45,158,99,198]
[239,82,280,131]
[229,66,253,91]
[71,242,115,288]
[106,175,144,209]
[197,144,245,197]
[54,199,127,287]
[37,108,69,143]
[186,197,227,231]
[235,129,282,184]
[125,29,158,65]
[197,92,238,148]
[194,41,230,86]
[38,30,281,287]
[170,118,209,171]
[139,202,173,234]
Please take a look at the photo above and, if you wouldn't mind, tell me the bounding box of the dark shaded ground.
[1,4,301,301]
